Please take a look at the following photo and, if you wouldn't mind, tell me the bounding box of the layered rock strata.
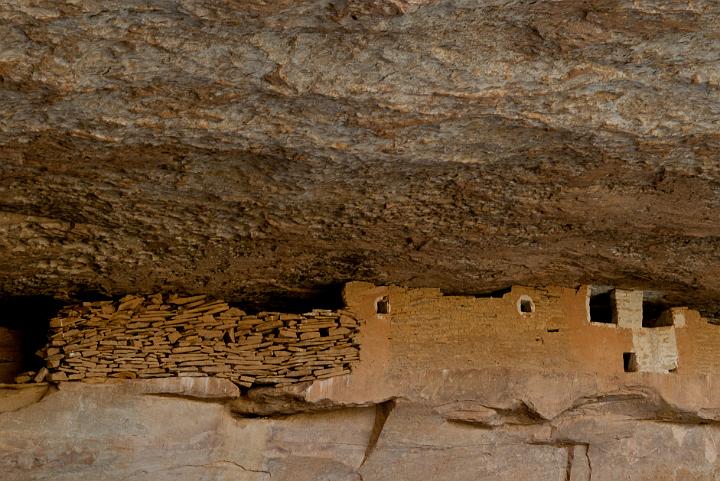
[2,1,720,317]
[20,294,360,388]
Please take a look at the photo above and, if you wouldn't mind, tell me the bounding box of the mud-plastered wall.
[347,284,720,385]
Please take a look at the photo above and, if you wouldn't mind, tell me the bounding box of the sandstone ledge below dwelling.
[57,377,242,401]
[3,368,720,481]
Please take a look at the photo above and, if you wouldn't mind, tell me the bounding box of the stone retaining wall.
[23,294,361,387]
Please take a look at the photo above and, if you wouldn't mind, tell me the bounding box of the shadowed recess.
[0,296,65,373]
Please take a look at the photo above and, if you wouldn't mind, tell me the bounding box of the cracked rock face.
[0,1,719,314]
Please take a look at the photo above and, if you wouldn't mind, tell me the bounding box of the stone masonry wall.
[22,294,361,387]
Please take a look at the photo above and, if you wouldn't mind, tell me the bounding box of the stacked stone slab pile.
[21,294,361,388]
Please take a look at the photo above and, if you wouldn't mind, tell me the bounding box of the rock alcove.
[2,1,720,479]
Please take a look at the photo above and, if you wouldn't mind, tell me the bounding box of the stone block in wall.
[612,289,643,329]
[669,307,687,328]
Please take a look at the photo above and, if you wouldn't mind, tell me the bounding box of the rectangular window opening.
[642,301,672,328]
[376,297,390,315]
[623,352,637,372]
[589,291,614,324]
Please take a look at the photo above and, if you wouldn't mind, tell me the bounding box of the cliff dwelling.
[4,285,691,387]
[4,283,720,480]
[2,1,720,480]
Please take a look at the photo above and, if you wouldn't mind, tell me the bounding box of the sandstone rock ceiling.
[1,1,719,315]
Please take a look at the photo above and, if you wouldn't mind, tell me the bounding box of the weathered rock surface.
[0,1,719,315]
[118,376,240,400]
[0,383,49,413]
[5,367,720,480]
[0,380,375,481]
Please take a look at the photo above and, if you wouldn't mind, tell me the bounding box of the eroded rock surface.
[0,1,719,315]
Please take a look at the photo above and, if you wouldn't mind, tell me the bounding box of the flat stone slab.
[124,377,241,399]
[56,377,240,400]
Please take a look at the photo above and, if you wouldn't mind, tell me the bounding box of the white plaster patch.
[671,307,687,328]
[613,289,643,329]
[631,327,678,373]
[585,288,591,323]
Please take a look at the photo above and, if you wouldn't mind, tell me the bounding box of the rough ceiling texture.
[1,0,719,313]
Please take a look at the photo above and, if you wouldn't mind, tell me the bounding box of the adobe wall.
[308,282,720,408]
[342,282,718,379]
[22,283,716,392]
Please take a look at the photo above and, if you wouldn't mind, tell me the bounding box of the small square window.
[520,299,533,313]
[517,295,535,314]
[623,352,638,372]
[376,297,390,314]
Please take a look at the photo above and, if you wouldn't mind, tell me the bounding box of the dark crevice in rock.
[34,383,57,404]
[230,398,389,419]
[1,285,346,319]
[361,399,396,467]
[585,444,593,481]
[0,383,53,414]
[439,389,720,431]
[230,384,394,418]
[564,445,574,481]
[144,393,237,404]
[117,460,271,481]
[462,286,513,299]
[230,282,346,314]
[438,399,549,428]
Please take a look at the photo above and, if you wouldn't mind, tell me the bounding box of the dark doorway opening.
[0,296,64,381]
[642,301,672,328]
[520,298,533,313]
[589,292,614,324]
